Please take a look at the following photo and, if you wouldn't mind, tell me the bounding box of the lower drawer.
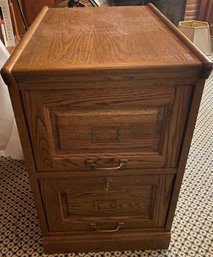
[39,173,174,232]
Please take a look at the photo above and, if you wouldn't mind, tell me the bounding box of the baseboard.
[43,231,171,254]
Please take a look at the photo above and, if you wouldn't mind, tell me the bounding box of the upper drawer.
[22,83,192,171]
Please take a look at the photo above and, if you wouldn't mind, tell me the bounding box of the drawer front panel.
[50,107,164,153]
[39,173,174,232]
[22,83,192,171]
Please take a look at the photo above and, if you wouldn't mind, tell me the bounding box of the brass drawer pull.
[90,222,124,233]
[86,159,128,170]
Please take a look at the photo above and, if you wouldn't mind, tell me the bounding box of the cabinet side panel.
[1,72,48,233]
[166,80,206,229]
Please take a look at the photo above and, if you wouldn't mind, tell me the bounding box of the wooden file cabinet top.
[2,4,212,254]
[3,4,212,83]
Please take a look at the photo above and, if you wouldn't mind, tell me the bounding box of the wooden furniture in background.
[20,0,92,26]
[20,0,61,25]
[198,0,213,36]
[2,4,212,254]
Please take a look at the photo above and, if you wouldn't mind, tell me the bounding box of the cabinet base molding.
[43,232,171,253]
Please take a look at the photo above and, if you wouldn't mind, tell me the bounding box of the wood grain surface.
[21,84,191,171]
[12,6,201,71]
[39,173,174,232]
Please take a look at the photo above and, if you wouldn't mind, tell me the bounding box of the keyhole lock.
[102,177,112,199]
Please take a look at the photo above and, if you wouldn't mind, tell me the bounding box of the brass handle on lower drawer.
[86,159,128,170]
[90,222,124,233]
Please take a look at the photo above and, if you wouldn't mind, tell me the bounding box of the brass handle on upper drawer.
[90,222,124,233]
[86,159,128,170]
